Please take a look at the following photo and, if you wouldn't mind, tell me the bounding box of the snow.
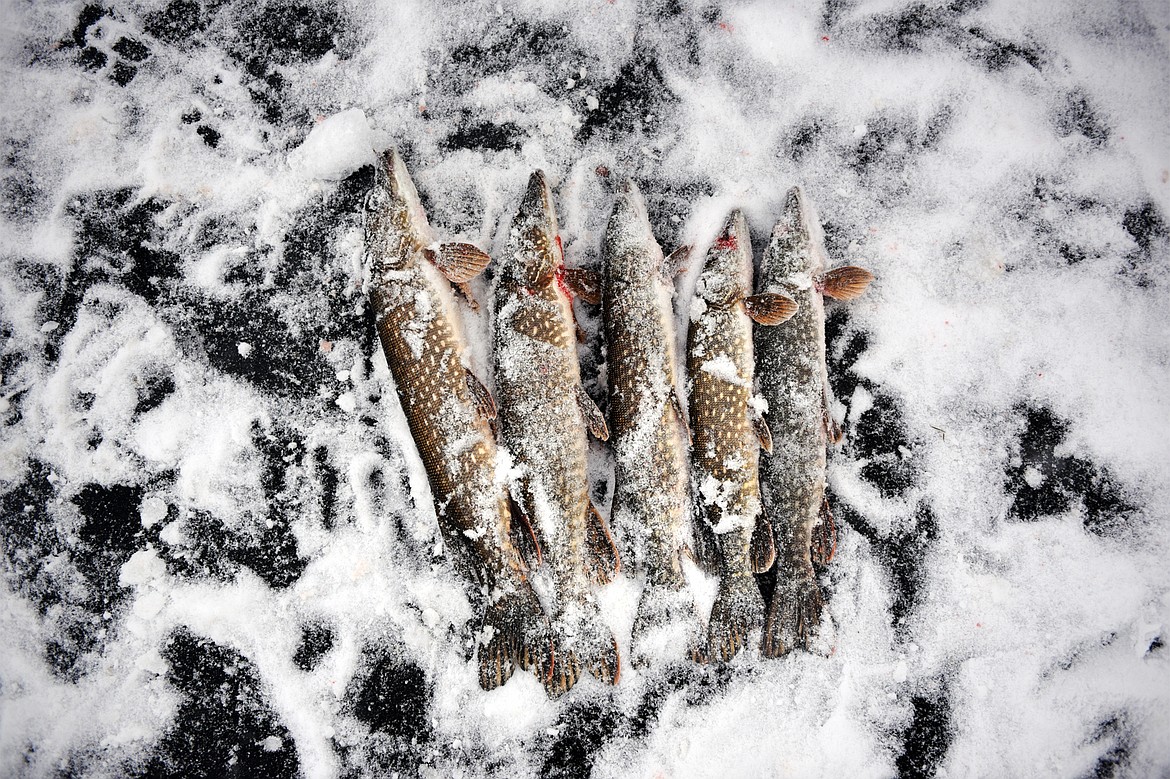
[1,0,1169,777]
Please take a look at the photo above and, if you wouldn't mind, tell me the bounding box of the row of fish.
[363,149,872,696]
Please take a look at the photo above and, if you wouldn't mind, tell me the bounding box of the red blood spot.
[713,233,738,251]
[595,164,611,178]
[717,21,734,32]
[944,320,949,325]
[555,234,564,262]
[821,35,830,42]
[975,622,982,628]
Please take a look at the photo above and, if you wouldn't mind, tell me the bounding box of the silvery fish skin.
[602,179,699,663]
[755,186,872,657]
[687,210,771,662]
[365,149,550,690]
[494,170,620,694]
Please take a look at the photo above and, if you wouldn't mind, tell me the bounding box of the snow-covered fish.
[365,148,551,690]
[494,170,621,694]
[602,179,700,663]
[687,210,797,662]
[755,186,873,657]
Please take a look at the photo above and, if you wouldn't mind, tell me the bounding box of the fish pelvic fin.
[547,606,621,696]
[508,494,543,569]
[817,266,874,301]
[705,574,765,663]
[465,368,498,435]
[761,571,826,658]
[576,385,610,441]
[750,407,773,453]
[811,496,837,567]
[585,501,621,585]
[479,585,553,690]
[750,512,777,574]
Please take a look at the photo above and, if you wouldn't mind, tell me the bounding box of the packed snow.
[1,0,1168,777]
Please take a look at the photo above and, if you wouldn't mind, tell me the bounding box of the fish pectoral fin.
[663,244,692,279]
[508,494,543,569]
[560,267,602,305]
[812,496,838,567]
[576,385,610,441]
[423,242,492,283]
[465,369,498,435]
[750,407,773,453]
[816,266,874,301]
[750,512,777,574]
[669,386,692,443]
[744,293,798,325]
[585,501,621,585]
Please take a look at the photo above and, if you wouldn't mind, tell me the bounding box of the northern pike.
[602,179,699,663]
[755,186,873,657]
[494,170,621,694]
[687,209,796,662]
[365,148,551,690]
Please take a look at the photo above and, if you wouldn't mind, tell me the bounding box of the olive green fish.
[755,186,873,657]
[687,209,796,662]
[365,148,551,690]
[494,170,621,695]
[602,179,699,664]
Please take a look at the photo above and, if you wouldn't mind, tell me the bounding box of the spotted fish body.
[365,149,549,690]
[602,180,698,663]
[687,210,773,662]
[755,186,872,657]
[494,170,620,694]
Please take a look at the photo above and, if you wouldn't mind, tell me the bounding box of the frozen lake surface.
[1,0,1168,776]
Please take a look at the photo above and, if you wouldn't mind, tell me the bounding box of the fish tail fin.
[631,582,703,667]
[479,584,552,690]
[761,570,827,658]
[546,603,621,696]
[705,574,765,663]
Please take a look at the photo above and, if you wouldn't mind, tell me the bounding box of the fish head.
[603,179,664,284]
[694,209,752,308]
[500,170,562,291]
[759,186,829,290]
[365,147,433,268]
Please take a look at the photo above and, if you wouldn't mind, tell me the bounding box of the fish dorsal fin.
[465,368,498,436]
[423,242,492,283]
[560,267,602,305]
[576,385,610,441]
[663,244,692,279]
[811,496,837,567]
[690,512,721,576]
[508,494,543,569]
[585,502,620,585]
[751,407,773,453]
[817,266,874,301]
[750,512,776,574]
[744,293,798,325]
[669,386,692,443]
